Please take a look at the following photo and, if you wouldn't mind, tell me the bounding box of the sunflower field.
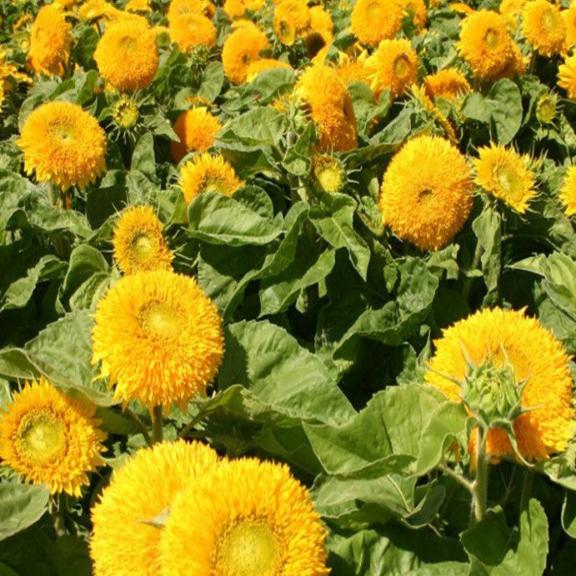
[5,0,576,574]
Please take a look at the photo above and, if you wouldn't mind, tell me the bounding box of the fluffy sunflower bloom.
[274,0,311,45]
[400,0,427,29]
[474,144,536,213]
[351,0,403,47]
[180,153,243,203]
[18,101,107,191]
[296,64,358,152]
[335,51,371,87]
[379,135,473,251]
[558,54,576,100]
[92,270,224,408]
[564,5,576,50]
[522,0,566,57]
[112,205,174,275]
[27,5,71,77]
[169,14,216,52]
[560,165,576,216]
[94,19,159,92]
[536,93,557,124]
[365,39,419,99]
[223,0,248,19]
[312,154,347,194]
[246,58,292,82]
[222,25,270,84]
[171,107,222,162]
[0,379,106,496]
[91,441,219,576]
[459,10,515,82]
[426,308,575,461]
[167,0,215,22]
[160,458,329,576]
[78,0,116,21]
[500,0,528,19]
[423,68,470,101]
[304,6,334,58]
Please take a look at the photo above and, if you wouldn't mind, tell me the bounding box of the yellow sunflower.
[426,308,575,462]
[167,0,215,23]
[536,93,557,124]
[125,0,152,12]
[180,153,243,203]
[17,101,107,191]
[560,165,576,216]
[0,379,106,496]
[522,0,566,57]
[274,0,311,46]
[379,135,473,251]
[91,441,219,576]
[93,270,224,408]
[222,25,270,84]
[78,0,115,21]
[564,5,576,49]
[223,0,248,19]
[27,5,71,77]
[169,14,217,52]
[400,0,428,29]
[171,107,222,163]
[246,58,292,82]
[365,39,419,99]
[459,10,515,82]
[160,458,329,576]
[94,19,159,92]
[558,54,576,99]
[350,0,403,47]
[296,64,358,152]
[112,205,174,275]
[423,68,470,101]
[474,144,536,213]
[335,51,371,87]
[500,0,528,19]
[312,154,347,194]
[304,5,334,58]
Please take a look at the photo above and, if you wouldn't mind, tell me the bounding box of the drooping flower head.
[160,458,329,576]
[474,144,536,213]
[273,0,311,46]
[17,101,107,191]
[558,54,576,100]
[522,0,566,57]
[91,441,219,576]
[169,13,217,52]
[27,5,71,77]
[92,270,225,408]
[351,0,403,47]
[0,379,106,496]
[379,135,473,251]
[222,25,270,84]
[113,205,174,275]
[426,308,575,462]
[560,165,576,216]
[180,153,243,203]
[171,107,222,163]
[423,68,470,101]
[94,18,159,92]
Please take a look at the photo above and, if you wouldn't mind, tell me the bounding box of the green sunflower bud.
[312,154,347,194]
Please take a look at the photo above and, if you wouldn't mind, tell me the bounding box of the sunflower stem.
[462,239,483,303]
[52,494,67,537]
[125,407,152,446]
[519,468,535,515]
[151,405,164,444]
[472,428,489,524]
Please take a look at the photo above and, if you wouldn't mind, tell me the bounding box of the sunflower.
[167,0,215,22]
[365,39,419,99]
[94,19,159,92]
[274,0,310,46]
[564,5,576,49]
[379,135,473,251]
[17,101,107,191]
[399,0,427,29]
[500,0,528,19]
[125,0,152,12]
[426,308,575,462]
[27,5,71,77]
[223,0,248,19]
[350,0,403,47]
[459,10,515,82]
[304,6,334,58]
[474,144,536,213]
[536,93,557,124]
[180,153,243,203]
[91,441,219,576]
[522,0,566,57]
[160,458,329,576]
[169,14,216,52]
[423,68,470,101]
[171,107,222,163]
[296,64,358,152]
[335,51,371,87]
[312,154,347,194]
[78,0,115,21]
[112,205,174,275]
[93,270,223,408]
[222,25,270,84]
[560,165,576,216]
[0,379,106,496]
[246,58,292,82]
[112,95,140,130]
[558,54,576,100]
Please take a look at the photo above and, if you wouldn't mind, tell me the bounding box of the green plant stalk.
[462,239,483,302]
[472,429,489,523]
[519,468,535,514]
[152,405,164,444]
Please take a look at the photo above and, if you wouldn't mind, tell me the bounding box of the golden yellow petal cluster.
[379,135,473,251]
[522,0,566,57]
[474,144,536,213]
[335,51,371,87]
[564,5,576,49]
[17,101,107,191]
[0,379,106,496]
[91,440,219,576]
[125,0,152,13]
[296,64,357,152]
[222,25,270,84]
[180,153,243,202]
[92,270,225,408]
[171,107,222,162]
[27,5,71,77]
[160,458,329,576]
[560,165,576,216]
[169,13,217,52]
[78,0,116,21]
[500,0,528,18]
[274,0,310,45]
[423,68,470,101]
[558,54,576,99]
[351,0,403,47]
[94,19,159,92]
[167,0,215,23]
[246,58,292,82]
[425,308,575,461]
[112,205,174,275]
[399,0,428,29]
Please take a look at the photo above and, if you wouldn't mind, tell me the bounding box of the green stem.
[151,405,164,444]
[462,239,483,303]
[52,494,66,537]
[519,469,535,514]
[125,408,152,446]
[472,429,489,524]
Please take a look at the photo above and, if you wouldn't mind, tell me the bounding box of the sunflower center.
[305,32,326,58]
[17,410,67,464]
[495,165,522,201]
[202,176,229,195]
[49,121,75,144]
[131,233,154,262]
[393,55,411,79]
[417,188,433,203]
[216,521,282,576]
[140,302,180,339]
[484,29,499,49]
[119,34,137,49]
[541,9,557,33]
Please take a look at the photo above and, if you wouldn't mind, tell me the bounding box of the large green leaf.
[0,483,49,542]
